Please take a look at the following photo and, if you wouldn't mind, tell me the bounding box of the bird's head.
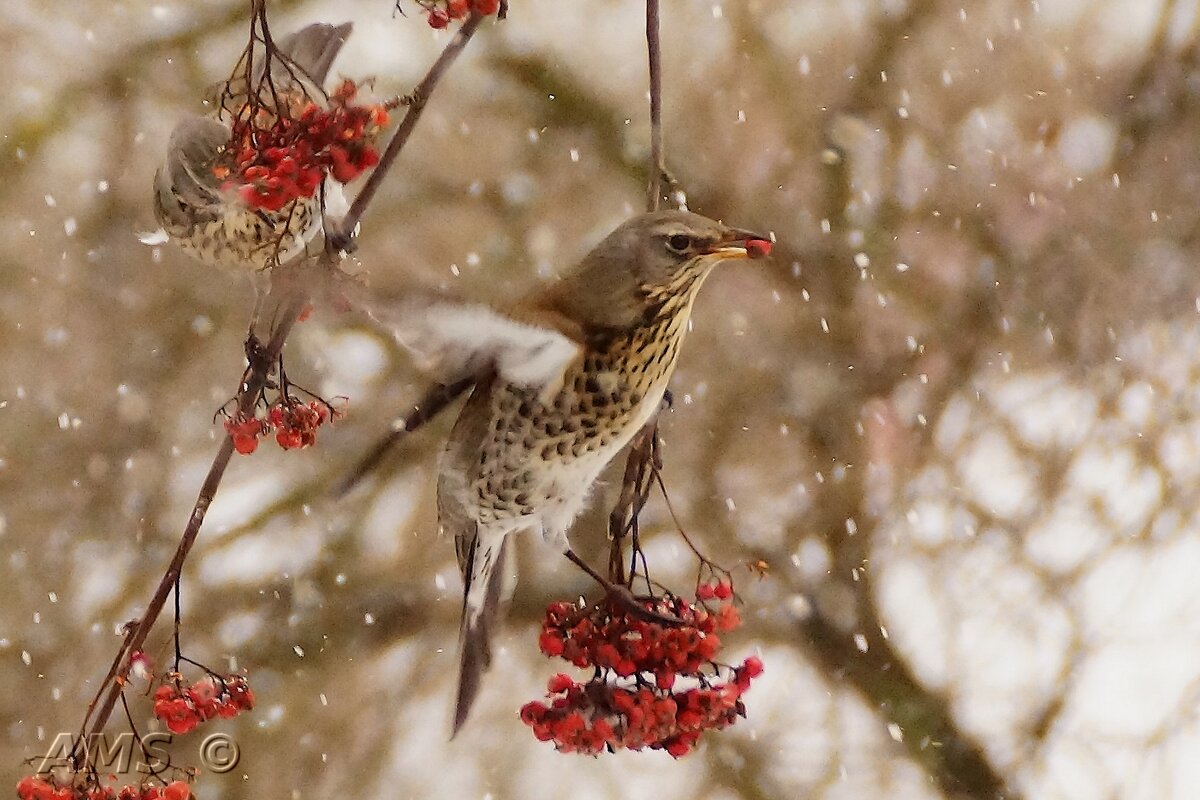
[612,210,771,301]
[553,210,770,329]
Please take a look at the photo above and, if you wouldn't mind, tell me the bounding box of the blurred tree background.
[5,0,1200,797]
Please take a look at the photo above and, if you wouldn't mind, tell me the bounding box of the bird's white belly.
[526,383,667,547]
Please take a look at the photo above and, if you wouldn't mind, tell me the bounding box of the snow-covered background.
[5,0,1200,798]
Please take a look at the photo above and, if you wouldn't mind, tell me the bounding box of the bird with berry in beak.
[355,209,772,733]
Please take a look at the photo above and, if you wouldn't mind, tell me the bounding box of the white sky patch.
[1069,639,1200,738]
[218,610,265,649]
[359,470,424,562]
[1157,420,1200,484]
[958,429,1038,520]
[876,556,951,688]
[304,328,389,402]
[987,372,1098,450]
[1066,443,1162,536]
[877,315,1200,795]
[1056,115,1117,177]
[198,520,324,585]
[1023,498,1108,573]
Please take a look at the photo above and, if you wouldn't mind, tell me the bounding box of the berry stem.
[563,549,684,626]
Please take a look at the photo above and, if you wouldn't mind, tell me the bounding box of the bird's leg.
[244,284,267,358]
[242,329,275,397]
[563,549,683,626]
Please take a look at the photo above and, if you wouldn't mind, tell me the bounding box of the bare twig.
[602,0,668,587]
[564,549,683,625]
[645,0,664,212]
[73,295,304,767]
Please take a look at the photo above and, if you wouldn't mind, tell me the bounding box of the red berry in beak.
[746,239,772,259]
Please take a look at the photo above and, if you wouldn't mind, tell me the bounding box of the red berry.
[746,239,773,259]
[614,658,637,677]
[215,700,240,719]
[715,603,741,632]
[16,776,53,800]
[427,8,450,28]
[276,429,304,450]
[665,738,691,757]
[232,434,258,455]
[156,698,200,734]
[538,629,565,657]
[547,673,574,693]
[741,655,764,678]
[162,781,190,800]
[186,678,221,720]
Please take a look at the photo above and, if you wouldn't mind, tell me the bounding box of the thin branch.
[645,0,664,212]
[602,0,667,587]
[74,296,303,766]
[70,9,487,769]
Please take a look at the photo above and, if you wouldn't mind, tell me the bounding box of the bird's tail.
[452,532,511,737]
[273,22,354,87]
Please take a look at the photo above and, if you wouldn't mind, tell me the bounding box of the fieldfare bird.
[361,209,770,733]
[146,22,353,272]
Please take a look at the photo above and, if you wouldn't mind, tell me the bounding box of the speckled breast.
[169,200,317,272]
[468,310,689,528]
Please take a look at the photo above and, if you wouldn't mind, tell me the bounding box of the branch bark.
[606,0,666,580]
[645,0,664,212]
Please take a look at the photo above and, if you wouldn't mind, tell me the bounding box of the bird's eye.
[666,234,692,253]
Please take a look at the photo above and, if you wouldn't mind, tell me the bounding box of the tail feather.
[452,533,511,737]
[273,22,353,87]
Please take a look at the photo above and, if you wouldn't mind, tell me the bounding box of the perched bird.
[145,22,353,273]
[361,210,770,733]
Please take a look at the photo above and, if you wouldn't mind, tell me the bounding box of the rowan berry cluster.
[522,579,763,757]
[152,674,255,735]
[15,778,190,800]
[219,79,390,212]
[224,399,337,455]
[421,0,501,29]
